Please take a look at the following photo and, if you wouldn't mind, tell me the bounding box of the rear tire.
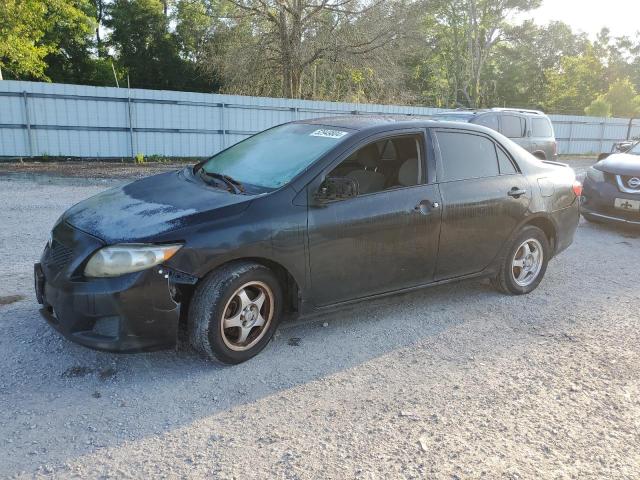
[188,261,283,364]
[491,226,550,295]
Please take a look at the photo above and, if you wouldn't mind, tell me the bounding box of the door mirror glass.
[315,176,359,202]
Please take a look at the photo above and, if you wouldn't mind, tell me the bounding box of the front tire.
[188,262,283,364]
[491,226,550,295]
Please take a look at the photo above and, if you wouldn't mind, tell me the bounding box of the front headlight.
[84,244,182,278]
[587,167,605,183]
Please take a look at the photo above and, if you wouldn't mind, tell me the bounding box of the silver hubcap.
[220,281,274,352]
[512,238,544,287]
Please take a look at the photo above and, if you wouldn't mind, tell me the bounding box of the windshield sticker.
[310,129,349,139]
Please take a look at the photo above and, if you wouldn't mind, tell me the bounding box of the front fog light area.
[84,244,182,278]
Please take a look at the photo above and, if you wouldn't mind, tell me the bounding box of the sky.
[521,0,640,38]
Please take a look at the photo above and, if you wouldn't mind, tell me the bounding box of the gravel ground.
[0,161,183,180]
[1,161,639,479]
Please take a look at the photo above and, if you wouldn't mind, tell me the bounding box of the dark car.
[582,141,640,226]
[35,116,581,364]
[432,108,558,161]
[597,137,639,160]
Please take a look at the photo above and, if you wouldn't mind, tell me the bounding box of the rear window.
[501,115,524,138]
[436,131,499,181]
[531,118,553,138]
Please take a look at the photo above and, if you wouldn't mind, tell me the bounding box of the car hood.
[595,153,640,175]
[63,169,254,243]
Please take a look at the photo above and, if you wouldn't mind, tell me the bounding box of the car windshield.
[629,142,640,155]
[200,123,351,189]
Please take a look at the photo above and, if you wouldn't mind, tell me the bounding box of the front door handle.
[414,200,440,214]
[508,187,527,198]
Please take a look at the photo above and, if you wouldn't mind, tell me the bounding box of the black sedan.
[582,141,640,226]
[35,116,581,364]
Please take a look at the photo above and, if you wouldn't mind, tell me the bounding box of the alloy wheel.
[220,281,274,352]
[511,238,544,287]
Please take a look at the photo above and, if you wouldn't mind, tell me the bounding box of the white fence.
[0,80,638,158]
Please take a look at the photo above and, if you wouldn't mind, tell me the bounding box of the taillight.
[553,142,558,157]
[572,181,583,197]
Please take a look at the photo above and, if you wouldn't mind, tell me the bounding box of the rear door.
[432,129,531,280]
[306,130,442,306]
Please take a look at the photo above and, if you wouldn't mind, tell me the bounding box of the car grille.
[45,239,74,271]
[618,175,640,193]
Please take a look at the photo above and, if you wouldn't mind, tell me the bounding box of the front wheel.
[188,262,283,364]
[491,226,550,295]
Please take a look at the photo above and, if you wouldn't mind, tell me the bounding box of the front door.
[306,132,442,306]
[432,129,531,280]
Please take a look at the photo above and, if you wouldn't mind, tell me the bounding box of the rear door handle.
[508,187,527,198]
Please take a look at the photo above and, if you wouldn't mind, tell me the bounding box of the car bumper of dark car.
[34,262,181,353]
[581,177,640,226]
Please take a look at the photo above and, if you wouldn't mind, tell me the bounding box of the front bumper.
[35,262,180,352]
[35,221,181,353]
[582,177,640,226]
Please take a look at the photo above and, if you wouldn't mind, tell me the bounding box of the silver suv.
[432,108,558,161]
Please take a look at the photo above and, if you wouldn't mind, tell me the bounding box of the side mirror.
[315,176,358,202]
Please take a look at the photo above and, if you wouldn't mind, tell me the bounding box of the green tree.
[600,78,640,117]
[106,0,216,91]
[543,47,607,114]
[585,97,612,117]
[487,21,588,109]
[42,0,116,85]
[0,0,94,80]
[411,0,542,108]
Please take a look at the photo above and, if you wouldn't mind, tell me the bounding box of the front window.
[326,134,424,195]
[201,123,352,189]
[629,142,640,155]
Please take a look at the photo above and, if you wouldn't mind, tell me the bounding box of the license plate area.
[614,198,640,212]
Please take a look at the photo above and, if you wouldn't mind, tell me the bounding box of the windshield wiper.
[197,169,245,194]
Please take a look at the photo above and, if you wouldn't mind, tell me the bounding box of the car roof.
[434,108,546,117]
[295,115,493,134]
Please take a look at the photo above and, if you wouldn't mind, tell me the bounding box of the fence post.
[598,121,606,154]
[567,121,574,156]
[126,78,135,160]
[22,91,34,157]
[220,103,226,149]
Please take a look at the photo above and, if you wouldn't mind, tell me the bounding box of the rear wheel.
[188,262,283,364]
[491,226,550,295]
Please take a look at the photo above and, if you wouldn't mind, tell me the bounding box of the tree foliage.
[0,0,95,79]
[2,0,640,117]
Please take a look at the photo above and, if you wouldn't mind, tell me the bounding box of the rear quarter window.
[531,118,554,138]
